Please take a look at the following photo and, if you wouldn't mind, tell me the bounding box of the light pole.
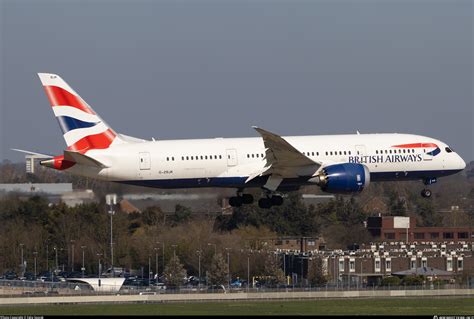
[196,250,202,289]
[225,248,231,289]
[154,247,160,281]
[171,244,177,258]
[106,194,117,278]
[81,246,86,278]
[97,253,103,279]
[54,246,58,273]
[45,242,49,273]
[33,251,38,280]
[247,252,251,292]
[148,255,152,283]
[70,240,75,272]
[19,243,24,277]
[208,243,217,255]
[157,241,165,276]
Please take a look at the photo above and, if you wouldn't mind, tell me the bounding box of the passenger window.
[205,156,208,160]
[247,154,249,158]
[200,156,203,160]
[348,151,351,155]
[219,155,222,159]
[252,154,254,158]
[166,157,169,161]
[182,156,184,161]
[172,157,174,161]
[317,152,319,156]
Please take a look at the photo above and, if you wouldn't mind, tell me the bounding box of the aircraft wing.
[248,126,321,190]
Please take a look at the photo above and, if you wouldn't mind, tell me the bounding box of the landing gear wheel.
[258,198,272,209]
[241,194,254,205]
[229,196,243,207]
[270,195,284,206]
[421,189,432,198]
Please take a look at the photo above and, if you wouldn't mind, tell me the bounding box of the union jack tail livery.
[38,73,121,154]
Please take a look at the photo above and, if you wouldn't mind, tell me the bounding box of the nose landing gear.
[421,178,436,198]
[421,189,432,198]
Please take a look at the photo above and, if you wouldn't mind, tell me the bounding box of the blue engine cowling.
[310,163,370,194]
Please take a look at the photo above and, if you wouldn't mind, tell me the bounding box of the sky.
[0,0,472,163]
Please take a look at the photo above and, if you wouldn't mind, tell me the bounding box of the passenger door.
[226,149,238,167]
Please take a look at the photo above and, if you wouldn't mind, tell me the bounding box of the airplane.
[13,73,466,209]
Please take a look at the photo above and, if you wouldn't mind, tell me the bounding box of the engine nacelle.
[309,163,370,194]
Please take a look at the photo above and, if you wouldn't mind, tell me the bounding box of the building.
[367,216,474,242]
[0,183,96,207]
[279,240,474,287]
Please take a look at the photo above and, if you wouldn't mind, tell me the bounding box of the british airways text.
[348,154,423,164]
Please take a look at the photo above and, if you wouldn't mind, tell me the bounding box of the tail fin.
[38,73,122,154]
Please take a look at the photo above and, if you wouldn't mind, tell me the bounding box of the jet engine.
[309,163,370,194]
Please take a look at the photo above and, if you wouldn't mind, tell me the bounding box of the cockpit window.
[445,147,453,153]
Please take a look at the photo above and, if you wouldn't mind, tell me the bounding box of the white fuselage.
[65,133,465,191]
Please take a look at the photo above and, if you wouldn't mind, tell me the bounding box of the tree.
[169,204,192,226]
[206,253,228,286]
[307,257,328,286]
[415,199,441,227]
[387,191,406,216]
[163,255,186,288]
[263,252,285,287]
[380,276,400,287]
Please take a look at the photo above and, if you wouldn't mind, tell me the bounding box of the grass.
[1,297,473,315]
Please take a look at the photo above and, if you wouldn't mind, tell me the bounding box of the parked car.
[2,271,18,280]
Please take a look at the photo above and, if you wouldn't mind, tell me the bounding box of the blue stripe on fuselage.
[115,169,463,190]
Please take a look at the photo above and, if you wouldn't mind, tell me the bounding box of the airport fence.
[0,279,472,298]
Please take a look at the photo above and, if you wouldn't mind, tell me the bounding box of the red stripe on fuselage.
[67,129,116,154]
[43,86,96,114]
[392,143,438,148]
[53,155,76,170]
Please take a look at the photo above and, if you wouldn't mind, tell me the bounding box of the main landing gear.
[228,191,284,209]
[228,193,254,207]
[258,195,284,209]
[421,178,437,198]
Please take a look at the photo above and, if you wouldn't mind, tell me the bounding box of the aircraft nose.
[458,156,466,170]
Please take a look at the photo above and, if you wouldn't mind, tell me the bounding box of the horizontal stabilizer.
[11,148,53,158]
[63,150,108,168]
